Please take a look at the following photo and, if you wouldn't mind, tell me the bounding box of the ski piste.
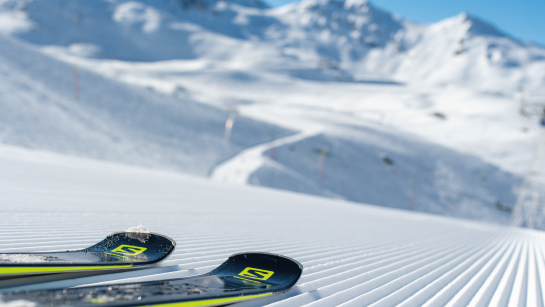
[0,232,176,277]
[0,252,303,307]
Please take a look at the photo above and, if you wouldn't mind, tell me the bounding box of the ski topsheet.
[0,252,303,307]
[0,232,176,277]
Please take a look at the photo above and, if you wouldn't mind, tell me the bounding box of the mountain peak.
[171,0,269,9]
[457,12,505,37]
[281,0,402,49]
[342,0,369,8]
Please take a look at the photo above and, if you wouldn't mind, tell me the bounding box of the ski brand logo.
[110,245,147,256]
[238,267,274,281]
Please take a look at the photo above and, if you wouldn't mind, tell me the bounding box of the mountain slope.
[250,127,516,223]
[392,13,545,93]
[0,34,292,175]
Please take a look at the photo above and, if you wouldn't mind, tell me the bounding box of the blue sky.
[263,0,545,46]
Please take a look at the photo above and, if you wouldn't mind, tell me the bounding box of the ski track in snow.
[0,145,544,306]
[211,131,318,184]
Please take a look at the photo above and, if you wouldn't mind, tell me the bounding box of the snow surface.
[0,300,36,307]
[0,255,47,263]
[0,144,544,306]
[125,225,149,233]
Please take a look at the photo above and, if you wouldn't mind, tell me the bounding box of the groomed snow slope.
[1,145,544,306]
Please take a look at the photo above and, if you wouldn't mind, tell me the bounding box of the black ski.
[0,252,303,307]
[0,232,176,277]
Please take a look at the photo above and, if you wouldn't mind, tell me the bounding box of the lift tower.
[510,91,545,229]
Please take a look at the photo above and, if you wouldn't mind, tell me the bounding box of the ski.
[0,232,176,277]
[0,252,303,307]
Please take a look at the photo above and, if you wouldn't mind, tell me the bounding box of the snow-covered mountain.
[1,0,543,94]
[274,1,544,93]
[0,0,542,224]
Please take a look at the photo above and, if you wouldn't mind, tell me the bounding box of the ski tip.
[229,251,303,270]
[213,252,304,292]
[0,232,176,275]
[87,231,177,265]
[116,231,177,249]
